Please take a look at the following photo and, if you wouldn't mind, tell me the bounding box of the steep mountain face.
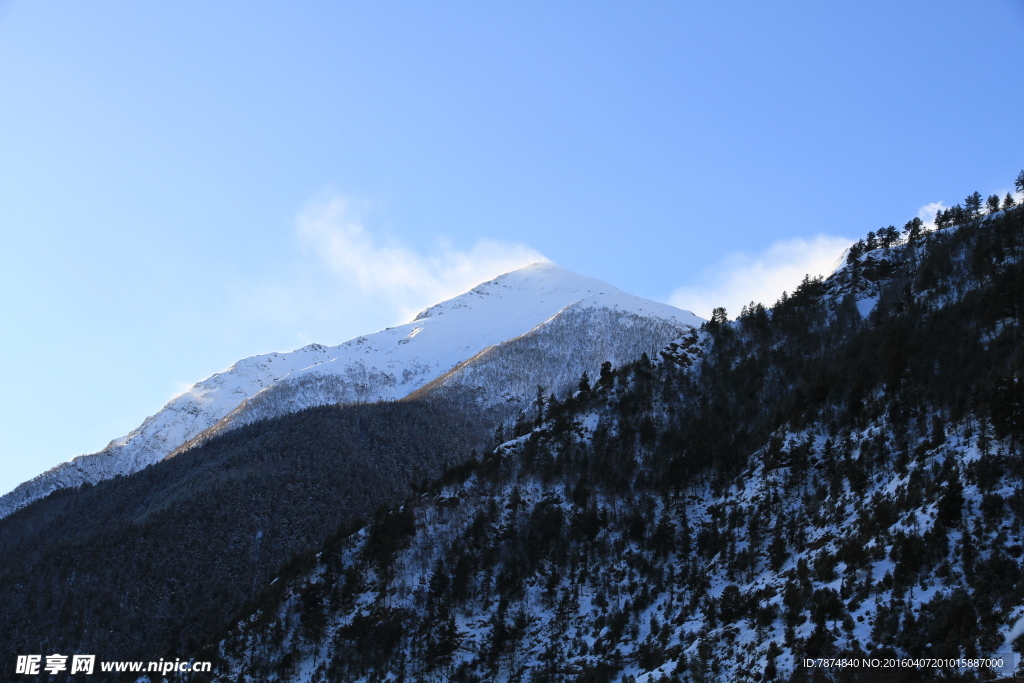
[0,263,700,519]
[206,206,1024,683]
[409,295,693,431]
[196,271,697,451]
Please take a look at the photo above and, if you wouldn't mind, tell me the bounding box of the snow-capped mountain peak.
[0,262,700,518]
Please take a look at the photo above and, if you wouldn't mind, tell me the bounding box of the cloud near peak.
[297,196,548,322]
[667,235,853,321]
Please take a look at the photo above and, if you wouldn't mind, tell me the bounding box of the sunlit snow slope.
[0,263,701,518]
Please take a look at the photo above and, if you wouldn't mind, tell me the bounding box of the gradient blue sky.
[1,1,1022,495]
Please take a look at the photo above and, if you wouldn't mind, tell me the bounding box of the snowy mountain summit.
[0,262,701,519]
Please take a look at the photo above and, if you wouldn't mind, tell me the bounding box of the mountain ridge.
[0,262,700,519]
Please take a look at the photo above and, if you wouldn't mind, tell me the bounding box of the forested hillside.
[208,187,1024,683]
[0,402,476,676]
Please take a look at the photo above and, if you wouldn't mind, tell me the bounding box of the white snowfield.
[0,263,701,519]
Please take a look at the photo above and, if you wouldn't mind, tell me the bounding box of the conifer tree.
[950,203,965,225]
[880,225,899,246]
[965,192,983,219]
[578,371,591,394]
[847,240,865,262]
[903,217,924,241]
[986,194,1001,214]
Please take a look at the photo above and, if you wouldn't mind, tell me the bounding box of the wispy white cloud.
[296,195,548,322]
[667,235,853,321]
[228,194,549,349]
[917,201,946,228]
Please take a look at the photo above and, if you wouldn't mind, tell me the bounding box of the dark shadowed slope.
[0,401,474,670]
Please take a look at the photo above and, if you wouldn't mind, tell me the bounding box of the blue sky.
[1,1,1022,495]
